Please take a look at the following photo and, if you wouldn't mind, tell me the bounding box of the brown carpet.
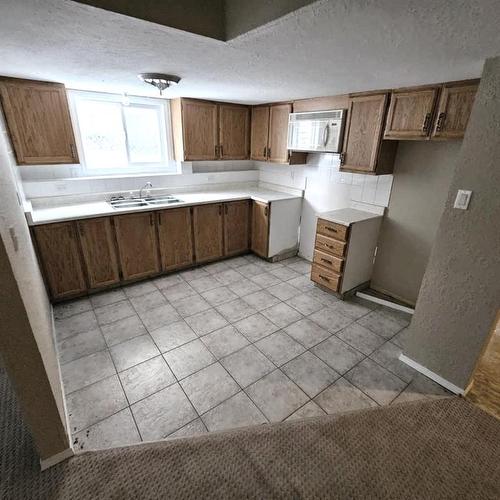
[2,391,500,500]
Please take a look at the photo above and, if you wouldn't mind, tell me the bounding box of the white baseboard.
[356,291,414,315]
[40,447,74,471]
[399,354,465,395]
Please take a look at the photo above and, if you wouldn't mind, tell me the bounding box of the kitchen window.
[69,90,177,175]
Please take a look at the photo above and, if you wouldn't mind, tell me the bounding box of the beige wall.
[404,56,500,389]
[0,110,69,460]
[371,141,460,305]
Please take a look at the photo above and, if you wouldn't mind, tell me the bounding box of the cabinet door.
[33,222,87,300]
[157,208,194,272]
[268,103,292,163]
[251,201,269,258]
[181,99,218,160]
[432,82,478,139]
[384,88,439,139]
[0,79,78,165]
[224,201,250,256]
[114,212,160,281]
[219,104,250,160]
[193,204,224,263]
[250,106,270,161]
[342,94,389,173]
[77,217,120,289]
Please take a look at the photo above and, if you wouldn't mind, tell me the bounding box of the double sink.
[109,195,183,210]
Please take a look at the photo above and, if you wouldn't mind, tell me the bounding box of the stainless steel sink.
[110,199,149,209]
[144,198,182,205]
[109,195,182,209]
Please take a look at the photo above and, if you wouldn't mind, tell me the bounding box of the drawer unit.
[311,264,340,292]
[313,249,344,273]
[316,219,348,241]
[315,233,346,257]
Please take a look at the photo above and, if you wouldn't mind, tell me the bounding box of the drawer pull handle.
[319,274,330,282]
[326,227,338,233]
[321,258,332,265]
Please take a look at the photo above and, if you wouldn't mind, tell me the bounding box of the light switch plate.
[454,189,472,210]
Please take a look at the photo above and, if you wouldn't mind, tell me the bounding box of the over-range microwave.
[287,109,346,153]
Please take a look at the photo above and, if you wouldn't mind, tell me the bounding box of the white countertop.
[27,188,302,225]
[317,208,383,226]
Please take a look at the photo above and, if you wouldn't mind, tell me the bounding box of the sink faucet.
[139,182,153,199]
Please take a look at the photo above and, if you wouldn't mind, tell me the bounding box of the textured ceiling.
[0,0,499,103]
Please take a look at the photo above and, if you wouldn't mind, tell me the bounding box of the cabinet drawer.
[317,219,348,241]
[315,234,346,257]
[313,250,343,274]
[311,264,340,292]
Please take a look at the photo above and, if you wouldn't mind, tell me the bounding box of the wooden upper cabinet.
[0,78,78,165]
[384,87,440,139]
[341,93,396,174]
[193,203,224,263]
[113,212,160,281]
[224,200,250,256]
[251,201,269,258]
[33,222,87,300]
[219,104,250,160]
[268,103,292,163]
[250,106,270,161]
[157,207,194,272]
[432,81,479,139]
[77,217,120,289]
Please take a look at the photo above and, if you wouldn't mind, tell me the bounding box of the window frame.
[68,89,177,176]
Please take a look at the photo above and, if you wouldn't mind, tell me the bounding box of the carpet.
[1,363,499,499]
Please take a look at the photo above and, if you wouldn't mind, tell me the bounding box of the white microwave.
[287,109,346,153]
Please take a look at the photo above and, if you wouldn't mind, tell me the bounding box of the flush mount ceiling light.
[138,73,181,95]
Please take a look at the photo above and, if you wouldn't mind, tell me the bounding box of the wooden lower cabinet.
[113,212,160,281]
[157,207,194,271]
[193,203,224,263]
[224,201,250,256]
[33,222,87,300]
[77,217,120,289]
[251,201,269,258]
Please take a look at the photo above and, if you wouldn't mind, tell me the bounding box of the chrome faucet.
[139,182,153,199]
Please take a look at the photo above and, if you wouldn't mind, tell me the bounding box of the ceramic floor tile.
[286,275,315,292]
[336,323,386,356]
[203,261,231,274]
[269,266,302,282]
[179,267,210,282]
[201,286,238,307]
[100,314,147,347]
[237,263,264,278]
[163,339,215,379]
[345,358,406,405]
[261,302,303,329]
[189,276,223,293]
[66,375,128,433]
[180,362,239,414]
[286,293,324,316]
[329,298,373,320]
[202,391,267,432]
[356,310,405,339]
[227,278,262,297]
[213,269,243,286]
[369,341,417,383]
[391,326,413,349]
[129,290,168,314]
[284,318,331,349]
[109,334,160,372]
[123,281,157,298]
[62,350,116,394]
[161,282,196,302]
[311,336,365,374]
[250,272,282,288]
[73,408,141,452]
[90,288,127,309]
[309,307,353,333]
[225,256,250,269]
[185,309,228,336]
[282,351,339,398]
[53,298,92,320]
[378,306,412,328]
[233,313,280,342]
[314,377,378,415]
[241,290,281,311]
[55,310,98,340]
[307,287,340,306]
[255,331,305,366]
[131,383,197,441]
[202,325,250,359]
[221,345,275,387]
[255,260,283,272]
[149,320,197,353]
[246,370,309,422]
[139,304,181,331]
[119,355,176,404]
[167,418,207,439]
[285,260,312,274]
[391,373,451,405]
[94,300,136,326]
[285,400,326,421]
[153,274,185,290]
[267,282,302,301]
[171,294,211,317]
[57,328,107,364]
[216,298,257,323]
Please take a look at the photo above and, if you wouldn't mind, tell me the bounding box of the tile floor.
[54,254,452,451]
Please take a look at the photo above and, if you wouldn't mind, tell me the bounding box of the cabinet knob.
[436,112,446,132]
[422,113,432,133]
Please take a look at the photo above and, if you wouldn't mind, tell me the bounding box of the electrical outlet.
[453,190,472,210]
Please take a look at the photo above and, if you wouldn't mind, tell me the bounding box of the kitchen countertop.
[317,208,383,226]
[26,188,302,225]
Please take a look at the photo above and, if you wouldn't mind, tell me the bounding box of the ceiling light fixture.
[138,73,181,96]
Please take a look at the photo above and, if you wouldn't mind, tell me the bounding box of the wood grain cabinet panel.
[0,78,78,165]
[384,87,440,139]
[113,212,160,281]
[33,222,87,300]
[432,82,479,139]
[224,201,250,256]
[219,104,250,160]
[77,217,120,289]
[193,204,224,263]
[157,208,194,272]
[268,103,292,163]
[250,106,270,161]
[251,201,269,258]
